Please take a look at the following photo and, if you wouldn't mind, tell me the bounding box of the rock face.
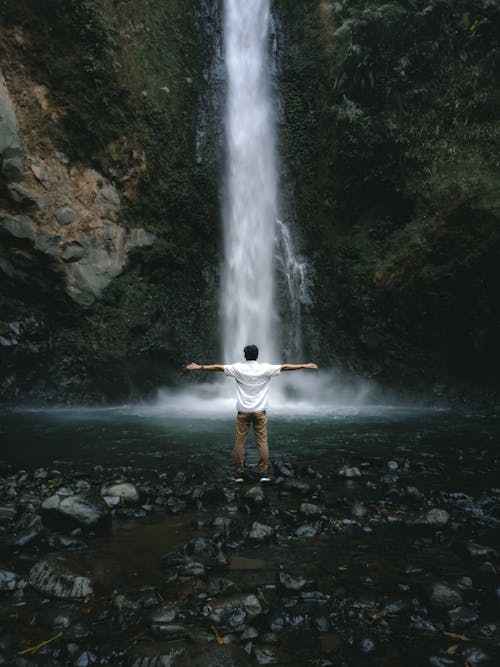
[29,555,93,599]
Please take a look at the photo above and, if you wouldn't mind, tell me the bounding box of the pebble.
[337,466,361,478]
[249,521,274,542]
[430,583,463,609]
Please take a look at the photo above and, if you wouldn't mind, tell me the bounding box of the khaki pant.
[234,411,268,475]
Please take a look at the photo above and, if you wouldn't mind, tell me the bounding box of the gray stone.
[424,508,450,526]
[55,206,77,226]
[448,606,479,630]
[29,555,93,599]
[295,523,318,539]
[465,541,498,559]
[337,465,362,478]
[430,583,463,609]
[0,570,18,591]
[60,241,86,262]
[184,537,228,568]
[8,183,52,211]
[249,521,274,542]
[352,501,368,518]
[41,492,111,530]
[300,502,322,517]
[278,571,307,593]
[36,227,62,257]
[0,215,34,240]
[243,485,265,504]
[100,482,139,505]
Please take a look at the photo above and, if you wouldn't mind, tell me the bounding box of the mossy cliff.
[0,0,221,402]
[274,0,500,405]
[0,0,499,405]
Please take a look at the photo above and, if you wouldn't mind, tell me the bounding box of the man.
[186,345,318,483]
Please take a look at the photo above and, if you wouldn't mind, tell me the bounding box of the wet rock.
[461,646,490,665]
[241,625,259,639]
[457,576,473,590]
[249,521,274,542]
[207,577,237,596]
[465,541,498,559]
[75,650,98,666]
[29,555,94,599]
[184,538,228,568]
[300,503,322,517]
[0,570,18,590]
[151,621,190,640]
[278,571,307,593]
[166,496,186,514]
[352,501,368,518]
[429,657,459,666]
[448,605,479,630]
[430,583,463,609]
[337,466,361,478]
[41,492,111,531]
[273,461,296,477]
[243,486,265,505]
[13,515,45,547]
[295,523,319,539]
[208,593,263,624]
[48,534,87,551]
[424,508,450,526]
[387,461,399,471]
[100,482,139,505]
[359,637,376,655]
[404,486,423,500]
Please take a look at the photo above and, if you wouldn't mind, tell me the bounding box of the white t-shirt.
[224,360,281,413]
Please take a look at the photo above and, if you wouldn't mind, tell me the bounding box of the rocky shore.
[0,438,499,666]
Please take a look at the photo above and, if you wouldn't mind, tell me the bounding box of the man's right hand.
[304,363,318,369]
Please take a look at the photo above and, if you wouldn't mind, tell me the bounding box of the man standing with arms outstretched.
[186,344,318,482]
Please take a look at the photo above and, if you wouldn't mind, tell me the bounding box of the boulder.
[100,482,140,505]
[41,492,111,531]
[29,555,93,599]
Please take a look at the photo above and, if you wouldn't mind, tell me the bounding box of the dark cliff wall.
[0,0,499,406]
[0,0,222,403]
[274,0,500,406]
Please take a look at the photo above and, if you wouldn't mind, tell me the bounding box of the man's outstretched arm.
[281,363,318,371]
[186,362,225,372]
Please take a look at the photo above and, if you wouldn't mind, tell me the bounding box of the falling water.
[221,0,278,363]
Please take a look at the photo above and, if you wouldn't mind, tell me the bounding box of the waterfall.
[221,0,278,363]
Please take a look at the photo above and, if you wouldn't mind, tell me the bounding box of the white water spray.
[222,0,278,363]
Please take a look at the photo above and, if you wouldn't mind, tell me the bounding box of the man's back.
[224,360,281,412]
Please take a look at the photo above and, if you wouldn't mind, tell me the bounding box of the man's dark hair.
[244,345,259,361]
